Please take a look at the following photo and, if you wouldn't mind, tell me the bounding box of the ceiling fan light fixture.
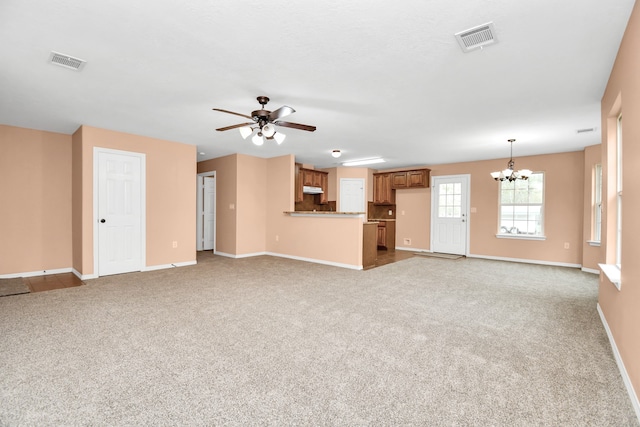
[273,132,286,145]
[262,123,276,138]
[252,133,264,146]
[239,126,253,139]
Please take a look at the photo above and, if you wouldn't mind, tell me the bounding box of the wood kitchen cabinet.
[376,220,395,250]
[319,172,328,204]
[296,166,329,204]
[302,169,315,186]
[295,164,304,202]
[373,173,395,205]
[391,169,430,189]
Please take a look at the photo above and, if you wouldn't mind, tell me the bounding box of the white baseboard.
[73,268,98,281]
[466,253,581,269]
[581,267,600,275]
[209,251,361,269]
[396,247,430,253]
[142,260,197,272]
[597,304,640,422]
[265,252,362,270]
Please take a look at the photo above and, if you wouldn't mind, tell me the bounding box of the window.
[498,173,544,238]
[438,182,462,218]
[593,164,602,242]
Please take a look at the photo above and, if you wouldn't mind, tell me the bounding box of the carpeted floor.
[0,254,637,426]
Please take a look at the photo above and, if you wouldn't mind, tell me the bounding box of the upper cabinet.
[391,169,430,189]
[373,173,395,205]
[295,165,329,204]
[374,168,431,205]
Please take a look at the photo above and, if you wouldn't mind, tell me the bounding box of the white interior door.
[97,149,144,276]
[431,175,469,255]
[196,172,216,251]
[339,178,365,213]
[203,176,216,251]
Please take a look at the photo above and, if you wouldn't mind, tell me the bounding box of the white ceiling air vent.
[49,51,86,71]
[455,22,498,52]
[577,127,597,134]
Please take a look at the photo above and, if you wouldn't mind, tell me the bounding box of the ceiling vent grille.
[455,22,498,52]
[49,51,86,71]
[577,127,597,134]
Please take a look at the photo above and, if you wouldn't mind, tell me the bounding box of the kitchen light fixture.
[342,158,385,167]
[331,150,342,158]
[490,139,532,181]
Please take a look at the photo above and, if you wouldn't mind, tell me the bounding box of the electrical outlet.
[388,209,393,215]
[172,241,178,248]
[564,242,570,249]
[404,238,412,245]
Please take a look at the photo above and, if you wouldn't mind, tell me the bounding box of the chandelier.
[490,139,532,181]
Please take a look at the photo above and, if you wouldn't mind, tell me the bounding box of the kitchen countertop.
[369,218,396,221]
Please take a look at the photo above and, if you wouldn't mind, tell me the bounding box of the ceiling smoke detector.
[455,22,498,52]
[49,51,86,71]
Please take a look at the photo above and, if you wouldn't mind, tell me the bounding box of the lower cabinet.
[376,221,395,251]
[363,222,378,269]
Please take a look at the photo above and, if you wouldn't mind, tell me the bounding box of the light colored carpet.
[0,278,29,297]
[0,254,637,426]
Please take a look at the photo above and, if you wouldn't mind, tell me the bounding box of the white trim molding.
[597,304,640,422]
[0,267,73,280]
[467,253,580,269]
[142,260,197,272]
[581,267,600,275]
[599,263,621,290]
[266,252,362,270]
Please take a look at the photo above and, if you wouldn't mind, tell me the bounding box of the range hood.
[303,185,324,194]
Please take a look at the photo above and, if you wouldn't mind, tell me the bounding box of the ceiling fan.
[213,96,316,145]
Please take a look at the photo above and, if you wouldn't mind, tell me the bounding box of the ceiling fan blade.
[216,122,254,132]
[274,121,317,132]
[268,105,295,121]
[212,108,254,120]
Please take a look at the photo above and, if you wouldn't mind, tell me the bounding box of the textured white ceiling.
[0,0,635,168]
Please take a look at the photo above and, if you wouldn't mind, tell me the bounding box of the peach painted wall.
[582,144,603,271]
[74,126,196,275]
[197,154,238,255]
[395,188,431,251]
[0,125,73,275]
[236,154,267,254]
[599,0,640,406]
[382,151,585,265]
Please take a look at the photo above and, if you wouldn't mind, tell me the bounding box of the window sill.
[587,240,601,247]
[599,263,621,291]
[495,234,546,241]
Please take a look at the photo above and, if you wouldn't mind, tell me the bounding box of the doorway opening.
[197,171,216,252]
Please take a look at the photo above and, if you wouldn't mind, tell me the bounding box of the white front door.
[339,178,365,213]
[431,175,469,255]
[97,149,144,276]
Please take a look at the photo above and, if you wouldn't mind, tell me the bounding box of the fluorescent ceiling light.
[342,158,385,167]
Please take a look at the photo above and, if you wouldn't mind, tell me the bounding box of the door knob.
[100,219,106,223]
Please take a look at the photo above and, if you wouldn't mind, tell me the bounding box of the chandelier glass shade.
[491,139,531,181]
